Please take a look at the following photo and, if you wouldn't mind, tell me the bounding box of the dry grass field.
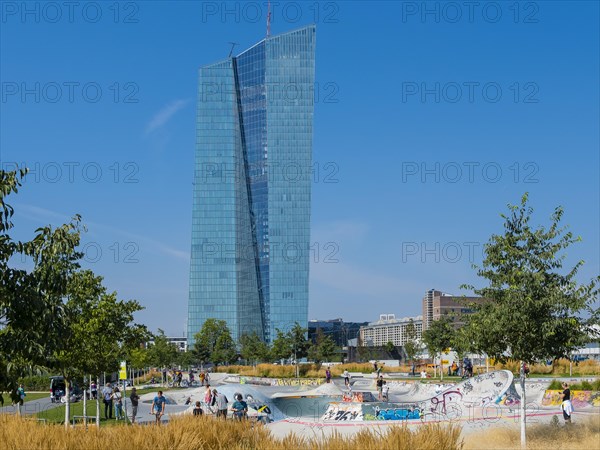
[214,359,600,379]
[464,415,600,450]
[1,415,462,450]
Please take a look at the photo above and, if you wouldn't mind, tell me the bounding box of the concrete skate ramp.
[351,378,454,402]
[271,382,343,398]
[320,370,515,422]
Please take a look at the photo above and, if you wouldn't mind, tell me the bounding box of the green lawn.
[35,387,172,425]
[23,392,51,403]
[36,400,129,426]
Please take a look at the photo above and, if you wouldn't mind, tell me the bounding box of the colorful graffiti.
[321,403,363,421]
[374,406,421,421]
[541,390,600,408]
[224,376,324,387]
[342,392,364,403]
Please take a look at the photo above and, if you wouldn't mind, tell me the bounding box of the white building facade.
[360,314,423,347]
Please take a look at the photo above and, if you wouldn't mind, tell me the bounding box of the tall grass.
[215,359,600,380]
[464,415,600,449]
[493,358,600,376]
[214,363,411,379]
[0,414,463,450]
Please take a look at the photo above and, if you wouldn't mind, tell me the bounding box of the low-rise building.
[147,336,187,352]
[359,314,423,347]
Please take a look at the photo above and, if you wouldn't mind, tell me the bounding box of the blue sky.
[1,1,598,335]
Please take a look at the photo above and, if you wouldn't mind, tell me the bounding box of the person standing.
[129,387,140,424]
[151,390,166,425]
[204,385,213,413]
[90,381,97,400]
[376,376,384,401]
[560,382,573,424]
[325,367,332,383]
[343,369,350,387]
[102,383,113,420]
[382,381,389,402]
[112,387,123,420]
[16,384,26,415]
[213,389,229,419]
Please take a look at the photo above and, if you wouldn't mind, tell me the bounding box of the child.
[193,401,203,416]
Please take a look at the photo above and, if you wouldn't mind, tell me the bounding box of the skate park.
[129,369,600,439]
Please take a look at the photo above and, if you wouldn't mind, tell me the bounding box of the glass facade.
[188,26,316,344]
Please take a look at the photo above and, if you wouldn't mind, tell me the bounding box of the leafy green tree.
[148,329,179,378]
[193,319,237,366]
[129,347,149,381]
[270,329,291,362]
[240,332,270,365]
[461,194,600,447]
[0,169,149,426]
[213,331,237,365]
[403,319,420,374]
[422,316,455,381]
[288,322,310,360]
[385,341,395,355]
[176,350,196,370]
[308,329,337,364]
[0,169,83,409]
[54,270,148,427]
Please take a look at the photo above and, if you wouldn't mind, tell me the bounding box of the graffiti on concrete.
[541,390,600,408]
[224,376,324,387]
[321,403,363,421]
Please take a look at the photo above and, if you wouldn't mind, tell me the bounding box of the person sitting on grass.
[193,401,203,416]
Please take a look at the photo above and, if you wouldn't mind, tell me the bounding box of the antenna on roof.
[266,0,271,37]
[228,42,237,58]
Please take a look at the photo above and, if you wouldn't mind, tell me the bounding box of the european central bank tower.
[188,26,316,344]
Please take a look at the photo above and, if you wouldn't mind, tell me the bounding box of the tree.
[129,347,149,382]
[56,270,148,427]
[422,316,455,381]
[270,329,292,362]
[0,169,83,410]
[0,170,149,426]
[403,319,420,375]
[240,332,269,365]
[148,329,179,379]
[308,329,336,364]
[193,319,237,366]
[176,350,196,370]
[385,341,395,355]
[461,194,599,448]
[288,322,310,360]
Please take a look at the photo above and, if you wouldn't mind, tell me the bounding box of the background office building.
[359,314,423,347]
[308,318,368,347]
[188,26,316,344]
[422,289,483,330]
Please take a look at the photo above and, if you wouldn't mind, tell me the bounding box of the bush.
[19,375,51,392]
[548,380,562,390]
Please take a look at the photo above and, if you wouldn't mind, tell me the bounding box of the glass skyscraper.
[188,25,316,344]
